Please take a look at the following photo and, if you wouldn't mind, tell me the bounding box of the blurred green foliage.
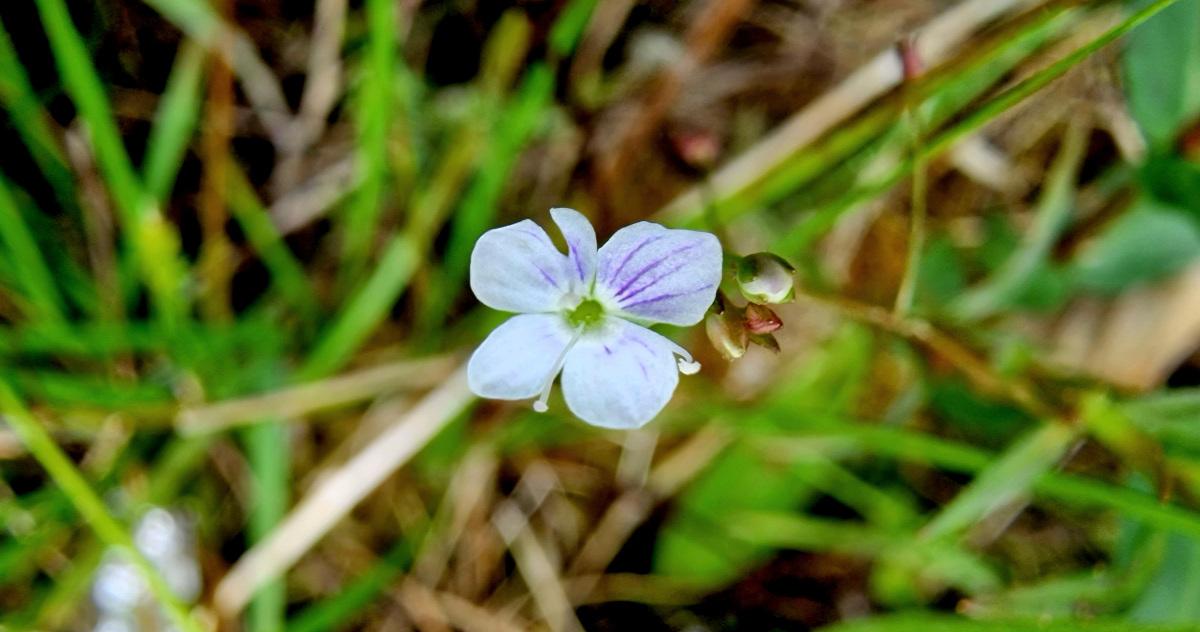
[4,0,1200,631]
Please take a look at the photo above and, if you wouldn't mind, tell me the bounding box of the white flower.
[467,208,722,429]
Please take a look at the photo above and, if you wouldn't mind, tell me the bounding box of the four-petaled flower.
[467,208,723,429]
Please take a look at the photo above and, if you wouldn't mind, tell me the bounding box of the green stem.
[810,0,1182,234]
[894,106,927,316]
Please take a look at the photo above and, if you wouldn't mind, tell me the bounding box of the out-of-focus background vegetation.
[8,0,1200,630]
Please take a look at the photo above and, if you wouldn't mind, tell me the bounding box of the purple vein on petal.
[616,259,692,302]
[515,226,549,243]
[623,333,655,356]
[533,262,560,289]
[620,285,711,310]
[604,234,666,286]
[611,242,699,297]
[568,238,586,281]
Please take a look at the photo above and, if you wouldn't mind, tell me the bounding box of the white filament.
[533,326,585,413]
[660,338,701,375]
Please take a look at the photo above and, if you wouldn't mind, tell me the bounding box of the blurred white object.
[91,507,201,631]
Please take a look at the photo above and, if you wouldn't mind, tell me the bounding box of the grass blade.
[0,177,66,323]
[143,40,206,202]
[34,0,190,329]
[340,0,396,282]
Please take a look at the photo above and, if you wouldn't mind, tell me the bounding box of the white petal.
[468,314,574,400]
[470,220,573,313]
[550,207,597,293]
[594,222,723,326]
[560,318,681,429]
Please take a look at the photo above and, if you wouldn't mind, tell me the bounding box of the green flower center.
[567,299,605,329]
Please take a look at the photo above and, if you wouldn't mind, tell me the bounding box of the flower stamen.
[533,326,585,412]
[658,338,701,375]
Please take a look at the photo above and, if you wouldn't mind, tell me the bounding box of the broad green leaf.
[1123,0,1200,149]
[1129,533,1200,623]
[1070,200,1200,294]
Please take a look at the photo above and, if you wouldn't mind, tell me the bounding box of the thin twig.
[177,354,458,434]
[798,291,1058,419]
[566,425,732,604]
[213,368,475,615]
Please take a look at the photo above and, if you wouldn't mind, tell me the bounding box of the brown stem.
[797,290,1059,420]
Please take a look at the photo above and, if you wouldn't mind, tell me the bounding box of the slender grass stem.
[803,0,1183,243]
[894,100,927,316]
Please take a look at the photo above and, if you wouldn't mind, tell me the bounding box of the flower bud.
[705,309,747,360]
[735,252,796,304]
[743,303,782,335]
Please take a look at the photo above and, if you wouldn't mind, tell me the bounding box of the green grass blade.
[226,165,320,322]
[286,540,412,632]
[791,0,1184,249]
[245,420,290,632]
[442,62,554,286]
[920,423,1080,541]
[949,119,1088,320]
[0,177,66,323]
[0,18,74,209]
[300,234,419,379]
[767,5,1075,254]
[34,0,190,329]
[547,0,599,58]
[758,424,1200,543]
[143,40,206,202]
[340,0,397,282]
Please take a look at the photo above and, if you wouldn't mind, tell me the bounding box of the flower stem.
[894,105,927,317]
[0,380,204,632]
[796,290,1055,421]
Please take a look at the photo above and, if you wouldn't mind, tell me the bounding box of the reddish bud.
[898,36,923,82]
[743,303,782,335]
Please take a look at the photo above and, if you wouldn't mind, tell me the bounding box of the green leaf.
[920,423,1080,541]
[1139,156,1200,219]
[951,122,1085,320]
[1122,388,1200,454]
[1123,0,1200,149]
[654,325,876,587]
[1070,200,1200,294]
[1129,533,1200,623]
[653,444,815,587]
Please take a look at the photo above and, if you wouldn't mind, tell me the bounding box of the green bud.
[735,252,796,304]
[705,309,747,360]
